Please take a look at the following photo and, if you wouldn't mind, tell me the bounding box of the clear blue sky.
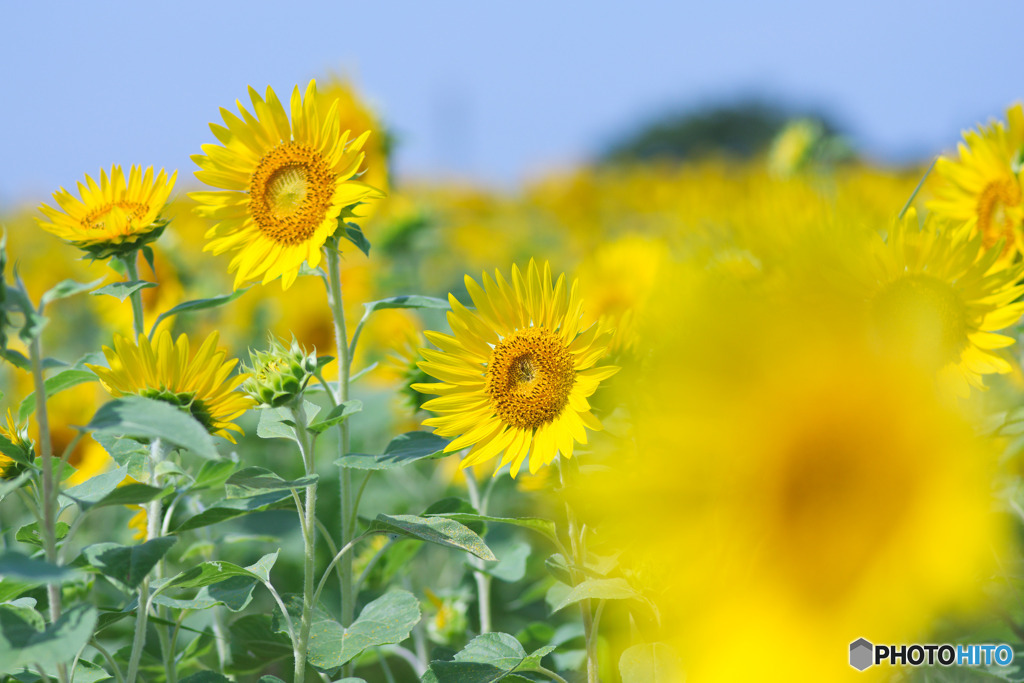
[1,1,1021,205]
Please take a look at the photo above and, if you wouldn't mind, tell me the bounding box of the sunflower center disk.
[249,142,334,245]
[977,177,1022,250]
[83,201,148,231]
[870,274,968,366]
[486,328,576,430]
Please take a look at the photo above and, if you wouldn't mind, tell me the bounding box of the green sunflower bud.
[243,335,318,408]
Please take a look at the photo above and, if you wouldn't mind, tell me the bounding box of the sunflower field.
[2,76,1024,683]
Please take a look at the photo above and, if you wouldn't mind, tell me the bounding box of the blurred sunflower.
[191,80,385,290]
[580,276,1011,682]
[88,331,254,442]
[414,260,617,477]
[852,210,1024,396]
[36,165,176,259]
[929,104,1024,260]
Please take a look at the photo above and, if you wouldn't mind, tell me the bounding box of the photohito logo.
[849,638,1014,671]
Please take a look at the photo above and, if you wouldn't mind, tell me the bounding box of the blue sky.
[1,1,1021,205]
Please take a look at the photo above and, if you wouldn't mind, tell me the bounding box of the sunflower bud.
[243,336,318,407]
[0,409,33,480]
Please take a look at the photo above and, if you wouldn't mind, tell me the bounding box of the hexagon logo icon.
[850,638,874,671]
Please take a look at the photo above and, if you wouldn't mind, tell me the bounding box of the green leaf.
[88,395,219,459]
[363,295,450,314]
[83,536,177,589]
[256,400,321,441]
[60,466,128,508]
[0,470,32,503]
[488,541,531,583]
[431,513,559,547]
[90,482,170,509]
[161,551,277,592]
[550,578,644,613]
[15,521,70,548]
[370,514,496,561]
[225,466,318,498]
[305,590,420,669]
[190,460,237,491]
[91,279,157,301]
[429,632,555,683]
[41,277,105,306]
[544,554,573,585]
[0,603,98,674]
[306,400,362,434]
[92,433,148,480]
[0,551,78,583]
[179,672,232,683]
[0,348,67,372]
[337,431,449,470]
[619,643,682,683]
[228,615,292,673]
[172,490,293,532]
[343,222,371,257]
[150,287,251,335]
[18,369,98,422]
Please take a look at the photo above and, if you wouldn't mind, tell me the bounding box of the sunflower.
[0,408,32,480]
[578,275,1009,682]
[414,260,618,478]
[190,80,385,290]
[88,331,254,442]
[36,165,176,259]
[928,103,1024,260]
[849,210,1024,396]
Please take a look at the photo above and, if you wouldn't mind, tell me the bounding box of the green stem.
[324,245,355,632]
[90,639,125,683]
[558,458,598,683]
[126,439,165,683]
[29,333,69,683]
[122,251,146,339]
[464,468,492,634]
[291,402,318,683]
[536,666,571,683]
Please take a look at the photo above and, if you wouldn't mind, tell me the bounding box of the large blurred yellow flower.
[414,260,617,478]
[191,81,384,289]
[36,165,176,259]
[851,211,1024,396]
[88,331,254,442]
[581,277,1010,682]
[929,104,1024,259]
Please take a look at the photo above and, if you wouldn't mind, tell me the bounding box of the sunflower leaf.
[87,395,219,460]
[303,590,421,669]
[369,514,497,561]
[343,222,371,257]
[82,536,177,588]
[336,431,449,470]
[428,632,555,682]
[306,400,362,434]
[149,287,251,336]
[91,280,157,302]
[363,295,450,314]
[40,277,105,307]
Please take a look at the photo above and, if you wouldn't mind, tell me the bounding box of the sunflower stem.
[464,467,493,634]
[558,457,598,683]
[126,439,165,683]
[122,251,146,339]
[290,401,318,683]
[324,242,356,675]
[29,332,69,683]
